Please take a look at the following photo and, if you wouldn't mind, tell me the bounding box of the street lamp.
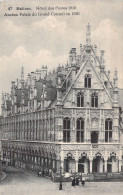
[59,166,62,190]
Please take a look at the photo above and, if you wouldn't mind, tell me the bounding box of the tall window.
[105,118,112,142]
[76,118,84,142]
[85,74,91,88]
[63,117,70,142]
[91,92,98,107]
[77,92,84,107]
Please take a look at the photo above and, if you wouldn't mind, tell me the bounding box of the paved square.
[0,167,123,195]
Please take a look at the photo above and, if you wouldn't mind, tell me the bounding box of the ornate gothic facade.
[1,24,123,174]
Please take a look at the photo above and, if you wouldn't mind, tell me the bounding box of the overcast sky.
[0,0,123,113]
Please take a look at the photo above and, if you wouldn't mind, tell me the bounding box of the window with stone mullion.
[77,92,84,107]
[91,93,98,107]
[85,74,91,88]
[63,117,70,142]
[105,118,112,142]
[76,118,84,142]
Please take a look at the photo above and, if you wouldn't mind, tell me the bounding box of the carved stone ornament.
[90,110,100,118]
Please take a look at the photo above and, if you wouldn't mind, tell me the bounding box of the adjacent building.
[1,24,123,174]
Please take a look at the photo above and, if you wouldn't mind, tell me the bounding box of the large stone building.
[1,24,123,174]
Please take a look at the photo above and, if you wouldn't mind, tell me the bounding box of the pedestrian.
[81,176,85,186]
[75,177,79,185]
[59,181,62,190]
[72,177,75,186]
[42,169,45,177]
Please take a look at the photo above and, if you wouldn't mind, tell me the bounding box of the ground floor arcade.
[1,140,123,174]
[60,154,121,174]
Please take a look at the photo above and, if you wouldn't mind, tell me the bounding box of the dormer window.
[85,74,91,88]
[91,92,98,107]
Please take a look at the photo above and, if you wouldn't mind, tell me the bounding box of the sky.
[0,0,123,113]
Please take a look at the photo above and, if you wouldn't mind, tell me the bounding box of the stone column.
[119,160,122,172]
[119,147,122,172]
[75,160,78,173]
[104,160,107,173]
[100,158,104,173]
[84,159,88,174]
[61,160,64,173]
[90,160,92,173]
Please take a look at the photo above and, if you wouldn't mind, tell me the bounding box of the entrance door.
[65,159,69,172]
[78,164,84,173]
[93,158,98,172]
[107,164,112,172]
[91,132,98,143]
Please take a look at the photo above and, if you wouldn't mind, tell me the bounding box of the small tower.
[1,92,4,116]
[34,87,38,110]
[113,68,118,105]
[85,23,91,54]
[56,65,62,105]
[21,66,24,88]
[113,68,119,142]
[100,50,105,81]
[86,23,91,46]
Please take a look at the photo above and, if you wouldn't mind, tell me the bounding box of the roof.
[35,80,57,101]
[16,89,29,106]
[6,100,12,111]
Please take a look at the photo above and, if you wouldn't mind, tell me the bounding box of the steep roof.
[35,80,57,102]
[6,100,12,111]
[16,89,28,106]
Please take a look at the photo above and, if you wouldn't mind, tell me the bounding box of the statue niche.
[91,118,98,131]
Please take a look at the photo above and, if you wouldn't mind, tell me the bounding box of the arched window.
[76,118,84,142]
[91,92,98,107]
[77,92,84,107]
[63,117,70,142]
[105,118,112,142]
[85,74,91,88]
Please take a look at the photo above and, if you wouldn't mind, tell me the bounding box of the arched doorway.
[93,154,104,173]
[78,157,85,173]
[107,153,118,172]
[78,154,89,174]
[64,153,75,173]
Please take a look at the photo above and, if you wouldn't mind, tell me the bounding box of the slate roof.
[35,80,57,102]
[16,89,29,106]
[6,100,12,111]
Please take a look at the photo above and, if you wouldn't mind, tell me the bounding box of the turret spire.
[21,66,24,81]
[113,68,118,88]
[86,23,91,46]
[21,66,24,88]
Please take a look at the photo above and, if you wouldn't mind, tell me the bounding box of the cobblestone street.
[0,166,123,195]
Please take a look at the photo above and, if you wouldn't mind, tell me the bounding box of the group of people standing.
[72,177,85,186]
[37,169,45,177]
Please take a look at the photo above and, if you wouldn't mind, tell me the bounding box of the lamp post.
[59,166,63,190]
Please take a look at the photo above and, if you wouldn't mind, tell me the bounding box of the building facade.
[1,24,123,174]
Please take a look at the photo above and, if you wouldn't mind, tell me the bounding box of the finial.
[108,70,110,79]
[86,23,91,46]
[100,50,105,66]
[94,45,97,54]
[115,68,118,80]
[21,66,24,81]
[113,68,118,88]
